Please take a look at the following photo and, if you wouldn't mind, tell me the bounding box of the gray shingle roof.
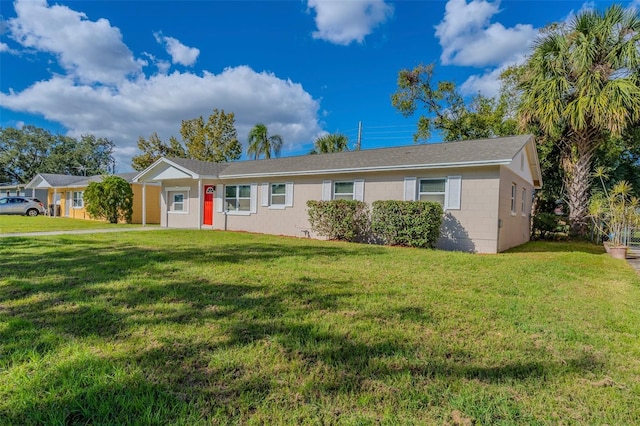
[142,135,534,181]
[164,157,230,177]
[38,173,87,187]
[220,135,532,177]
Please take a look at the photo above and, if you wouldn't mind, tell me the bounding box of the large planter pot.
[609,246,628,260]
[603,241,611,253]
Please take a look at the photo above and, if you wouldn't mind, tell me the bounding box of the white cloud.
[7,0,140,84]
[154,32,199,66]
[435,0,536,67]
[307,0,393,45]
[1,67,322,170]
[1,0,323,171]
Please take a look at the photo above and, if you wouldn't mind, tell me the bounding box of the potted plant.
[589,168,640,260]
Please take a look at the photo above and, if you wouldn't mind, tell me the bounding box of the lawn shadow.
[506,240,605,254]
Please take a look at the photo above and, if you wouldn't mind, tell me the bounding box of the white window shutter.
[445,176,462,210]
[322,180,332,201]
[404,177,417,201]
[285,182,294,207]
[216,185,223,212]
[354,179,364,201]
[261,183,269,207]
[250,183,258,213]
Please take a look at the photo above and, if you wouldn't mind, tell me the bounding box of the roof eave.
[219,159,511,179]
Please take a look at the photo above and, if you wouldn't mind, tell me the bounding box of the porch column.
[197,178,202,230]
[53,188,57,217]
[142,182,147,227]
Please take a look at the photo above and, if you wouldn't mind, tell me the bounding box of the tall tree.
[0,125,115,183]
[518,5,640,235]
[180,109,242,162]
[309,133,349,154]
[391,63,518,142]
[247,123,283,160]
[132,133,186,171]
[0,125,55,183]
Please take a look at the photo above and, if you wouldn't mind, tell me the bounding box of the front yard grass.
[1,231,639,424]
[0,215,153,234]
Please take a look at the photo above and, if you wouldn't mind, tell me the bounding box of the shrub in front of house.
[371,200,443,248]
[306,200,369,242]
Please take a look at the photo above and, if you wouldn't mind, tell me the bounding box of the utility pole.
[356,121,362,150]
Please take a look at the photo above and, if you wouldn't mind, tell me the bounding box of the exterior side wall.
[210,167,502,253]
[497,166,534,252]
[46,185,159,223]
[132,184,161,224]
[160,179,201,228]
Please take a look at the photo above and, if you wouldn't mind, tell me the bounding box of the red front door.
[203,185,215,225]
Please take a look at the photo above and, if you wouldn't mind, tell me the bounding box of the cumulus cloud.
[154,32,199,66]
[435,0,536,67]
[307,0,393,45]
[1,0,323,171]
[2,66,323,170]
[7,0,140,84]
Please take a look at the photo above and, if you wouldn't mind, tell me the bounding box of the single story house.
[133,135,542,253]
[0,183,48,201]
[25,172,161,224]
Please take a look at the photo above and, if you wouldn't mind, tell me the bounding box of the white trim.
[404,177,417,201]
[261,183,270,207]
[322,181,332,201]
[445,176,461,210]
[219,159,512,179]
[250,183,257,214]
[197,179,202,230]
[285,182,293,207]
[165,186,190,192]
[354,179,364,202]
[215,185,223,213]
[167,189,189,214]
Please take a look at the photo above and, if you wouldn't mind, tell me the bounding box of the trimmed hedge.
[306,200,369,242]
[371,200,443,248]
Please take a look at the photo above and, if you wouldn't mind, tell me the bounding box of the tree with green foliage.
[391,63,518,142]
[84,175,133,224]
[132,133,187,171]
[309,133,349,154]
[0,125,115,183]
[180,109,242,162]
[247,123,283,160]
[518,5,640,235]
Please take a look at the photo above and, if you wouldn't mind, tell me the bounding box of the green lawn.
[1,231,639,424]
[0,215,153,234]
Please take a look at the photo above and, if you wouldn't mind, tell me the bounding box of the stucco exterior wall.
[497,166,534,252]
[132,184,161,224]
[46,184,161,224]
[161,179,201,228]
[194,167,503,253]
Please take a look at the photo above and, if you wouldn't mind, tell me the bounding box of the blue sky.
[1,0,637,172]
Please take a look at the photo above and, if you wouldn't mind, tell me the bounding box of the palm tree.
[518,5,640,235]
[246,123,283,160]
[309,133,349,154]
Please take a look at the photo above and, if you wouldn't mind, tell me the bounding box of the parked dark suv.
[0,196,46,216]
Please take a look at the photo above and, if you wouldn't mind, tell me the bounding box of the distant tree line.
[0,125,115,184]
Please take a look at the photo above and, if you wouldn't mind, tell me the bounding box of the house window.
[167,188,190,213]
[522,188,527,215]
[225,185,251,212]
[333,181,354,200]
[72,191,84,208]
[271,183,286,206]
[511,183,517,214]
[419,179,446,205]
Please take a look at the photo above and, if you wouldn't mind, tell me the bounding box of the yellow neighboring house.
[25,172,161,224]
